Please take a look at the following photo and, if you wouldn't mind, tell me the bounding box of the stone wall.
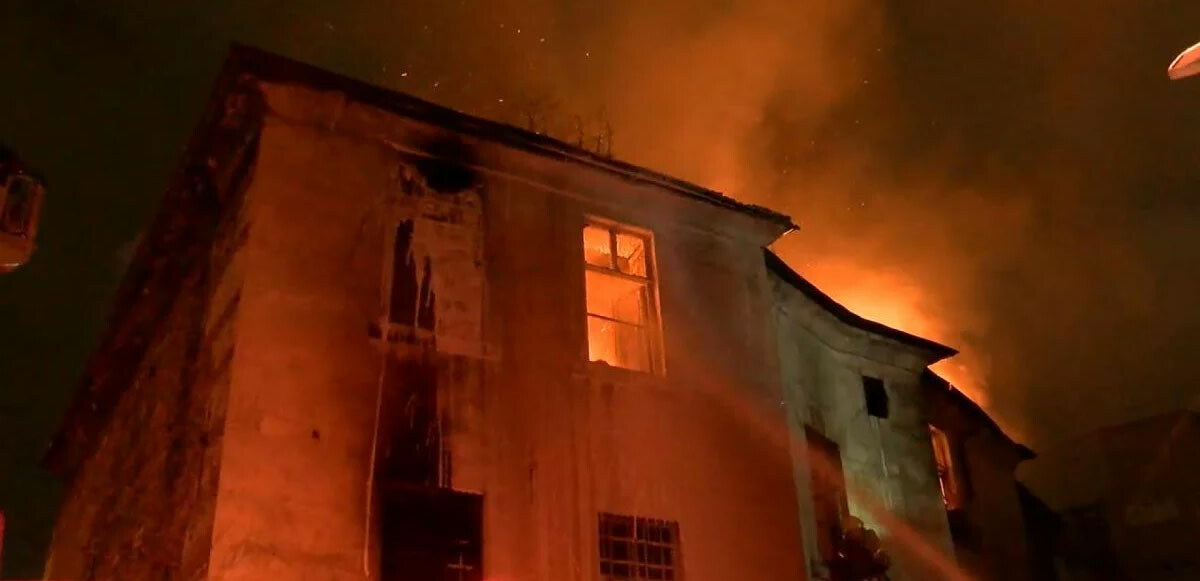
[199,77,807,581]
[771,271,957,581]
[48,54,813,581]
[42,78,259,580]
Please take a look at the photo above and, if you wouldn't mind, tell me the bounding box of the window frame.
[597,512,683,581]
[581,216,666,375]
[928,423,963,509]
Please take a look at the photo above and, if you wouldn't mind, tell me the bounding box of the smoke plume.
[34,0,1200,449]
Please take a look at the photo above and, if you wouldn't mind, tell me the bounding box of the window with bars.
[597,513,681,580]
[582,221,661,373]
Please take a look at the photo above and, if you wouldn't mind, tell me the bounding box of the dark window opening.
[390,220,436,331]
[1,176,36,237]
[380,486,482,581]
[862,376,889,419]
[598,513,681,580]
[805,426,849,564]
[380,358,442,486]
[947,508,980,551]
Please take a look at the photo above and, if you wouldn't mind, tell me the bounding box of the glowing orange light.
[797,258,990,410]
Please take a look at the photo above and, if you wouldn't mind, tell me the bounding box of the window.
[389,220,436,332]
[381,488,482,581]
[598,513,681,580]
[1,175,39,237]
[583,221,661,372]
[928,424,961,509]
[862,376,889,419]
[805,426,848,564]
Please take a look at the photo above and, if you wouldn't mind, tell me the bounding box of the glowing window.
[583,221,660,373]
[929,424,961,509]
[598,513,681,580]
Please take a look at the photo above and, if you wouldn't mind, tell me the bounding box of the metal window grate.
[598,513,680,580]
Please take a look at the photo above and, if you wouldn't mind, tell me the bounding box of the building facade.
[767,253,962,580]
[923,372,1042,581]
[43,46,1034,581]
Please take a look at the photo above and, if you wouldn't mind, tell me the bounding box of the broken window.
[389,220,437,332]
[598,513,681,580]
[380,178,486,358]
[583,221,660,373]
[862,376,889,419]
[928,424,962,509]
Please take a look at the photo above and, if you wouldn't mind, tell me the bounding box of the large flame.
[795,257,990,410]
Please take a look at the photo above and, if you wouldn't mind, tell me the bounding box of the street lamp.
[1168,40,1200,80]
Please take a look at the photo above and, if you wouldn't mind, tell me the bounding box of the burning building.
[42,46,1035,581]
[923,372,1046,580]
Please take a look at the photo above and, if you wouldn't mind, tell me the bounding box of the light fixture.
[1168,40,1200,80]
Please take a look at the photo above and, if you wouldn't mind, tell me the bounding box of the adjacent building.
[923,371,1043,581]
[767,253,961,580]
[1025,409,1200,581]
[42,46,1041,581]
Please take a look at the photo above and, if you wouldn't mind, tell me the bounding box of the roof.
[922,370,1035,460]
[227,44,796,230]
[764,249,958,360]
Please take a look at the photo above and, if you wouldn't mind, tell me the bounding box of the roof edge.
[226,43,797,232]
[764,249,958,361]
[923,370,1035,460]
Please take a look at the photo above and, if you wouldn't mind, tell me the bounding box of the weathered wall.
[42,88,256,580]
[771,276,956,581]
[925,383,1036,581]
[205,105,388,581]
[204,79,807,581]
[961,433,1033,581]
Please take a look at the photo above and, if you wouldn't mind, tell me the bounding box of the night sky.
[3,1,1200,576]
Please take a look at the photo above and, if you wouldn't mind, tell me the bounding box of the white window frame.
[582,216,666,376]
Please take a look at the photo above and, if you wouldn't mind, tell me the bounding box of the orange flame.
[795,257,990,410]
